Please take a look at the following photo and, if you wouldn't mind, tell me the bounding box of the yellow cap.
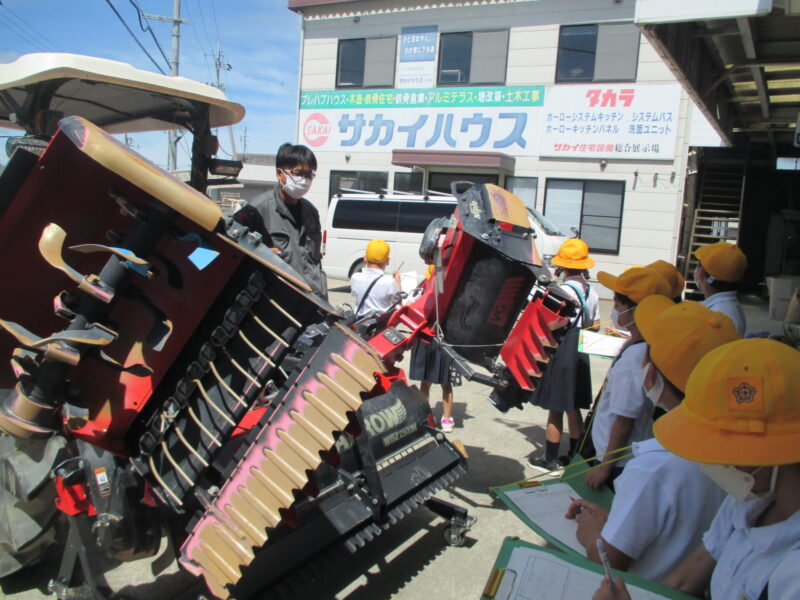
[551,238,595,270]
[647,260,685,298]
[695,242,747,283]
[654,339,800,466]
[597,266,671,304]
[635,297,741,392]
[365,239,390,264]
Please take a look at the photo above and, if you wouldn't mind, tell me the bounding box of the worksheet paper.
[503,483,585,556]
[578,329,627,359]
[494,546,669,600]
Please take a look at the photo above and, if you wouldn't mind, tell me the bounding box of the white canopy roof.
[0,53,245,134]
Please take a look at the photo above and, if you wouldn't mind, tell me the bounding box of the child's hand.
[593,577,630,600]
[585,462,612,489]
[574,504,608,550]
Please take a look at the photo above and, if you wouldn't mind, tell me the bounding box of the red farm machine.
[0,53,576,599]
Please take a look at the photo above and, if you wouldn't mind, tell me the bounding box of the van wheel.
[348,259,365,278]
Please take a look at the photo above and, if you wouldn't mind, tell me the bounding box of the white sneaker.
[440,417,454,433]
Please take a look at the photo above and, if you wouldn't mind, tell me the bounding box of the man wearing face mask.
[583,267,671,490]
[566,297,737,581]
[694,241,747,334]
[239,143,327,299]
[593,338,800,600]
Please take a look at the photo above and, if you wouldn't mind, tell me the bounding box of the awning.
[391,149,516,172]
[636,3,800,152]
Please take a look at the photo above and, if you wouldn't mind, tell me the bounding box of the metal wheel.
[443,525,466,547]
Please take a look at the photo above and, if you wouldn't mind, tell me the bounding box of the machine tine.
[38,224,83,286]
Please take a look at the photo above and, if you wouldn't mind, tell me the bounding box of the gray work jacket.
[249,187,328,299]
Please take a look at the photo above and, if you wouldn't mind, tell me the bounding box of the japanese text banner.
[299,106,542,154]
[539,84,682,160]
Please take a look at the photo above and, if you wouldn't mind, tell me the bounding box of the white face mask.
[641,363,665,408]
[611,306,634,331]
[280,169,313,200]
[699,464,777,502]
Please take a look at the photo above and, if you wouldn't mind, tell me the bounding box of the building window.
[437,30,509,86]
[329,170,389,201]
[544,179,624,253]
[556,23,640,83]
[337,37,396,88]
[394,171,424,194]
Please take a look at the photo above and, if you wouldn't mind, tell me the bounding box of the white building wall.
[294,0,693,295]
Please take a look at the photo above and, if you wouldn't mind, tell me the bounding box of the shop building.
[288,0,722,292]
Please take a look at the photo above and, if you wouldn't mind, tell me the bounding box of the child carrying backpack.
[527,239,600,472]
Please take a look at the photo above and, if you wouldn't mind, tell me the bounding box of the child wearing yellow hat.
[593,338,800,600]
[350,239,401,319]
[527,238,600,472]
[584,267,671,489]
[694,241,747,334]
[566,297,738,582]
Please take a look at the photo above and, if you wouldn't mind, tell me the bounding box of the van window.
[397,202,456,233]
[527,208,563,236]
[332,199,400,230]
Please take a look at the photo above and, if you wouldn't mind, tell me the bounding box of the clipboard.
[578,329,627,359]
[491,455,614,556]
[482,537,697,600]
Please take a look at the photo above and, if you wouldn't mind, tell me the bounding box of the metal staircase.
[684,160,746,298]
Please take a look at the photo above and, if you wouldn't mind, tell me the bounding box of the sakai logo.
[302,112,330,147]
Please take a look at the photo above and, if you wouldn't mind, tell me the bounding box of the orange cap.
[365,239,390,263]
[635,297,741,391]
[597,266,671,304]
[647,260,685,298]
[551,238,595,270]
[695,242,747,283]
[654,339,800,466]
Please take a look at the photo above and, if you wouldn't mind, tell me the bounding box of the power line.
[210,0,221,43]
[0,2,58,51]
[0,13,51,52]
[183,0,214,83]
[128,0,170,68]
[102,0,166,74]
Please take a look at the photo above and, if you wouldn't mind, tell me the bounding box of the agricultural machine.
[0,54,576,598]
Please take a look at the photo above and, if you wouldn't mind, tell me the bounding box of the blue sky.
[0,0,302,168]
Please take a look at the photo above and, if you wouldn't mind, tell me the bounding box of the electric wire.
[128,0,170,69]
[0,3,58,51]
[102,0,166,74]
[183,0,215,83]
[0,13,50,52]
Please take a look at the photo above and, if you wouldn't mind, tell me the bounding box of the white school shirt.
[703,494,800,600]
[766,549,800,600]
[702,291,746,334]
[350,267,398,318]
[559,277,600,328]
[590,342,652,467]
[601,438,726,581]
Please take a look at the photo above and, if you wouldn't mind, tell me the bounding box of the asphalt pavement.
[0,278,655,600]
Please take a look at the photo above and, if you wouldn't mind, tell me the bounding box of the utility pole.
[143,1,188,171]
[241,127,248,154]
[208,41,237,157]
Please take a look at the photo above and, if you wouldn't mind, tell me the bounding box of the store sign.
[298,84,681,160]
[397,26,438,88]
[539,84,682,160]
[299,86,545,154]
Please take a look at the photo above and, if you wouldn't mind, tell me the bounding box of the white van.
[322,190,569,281]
